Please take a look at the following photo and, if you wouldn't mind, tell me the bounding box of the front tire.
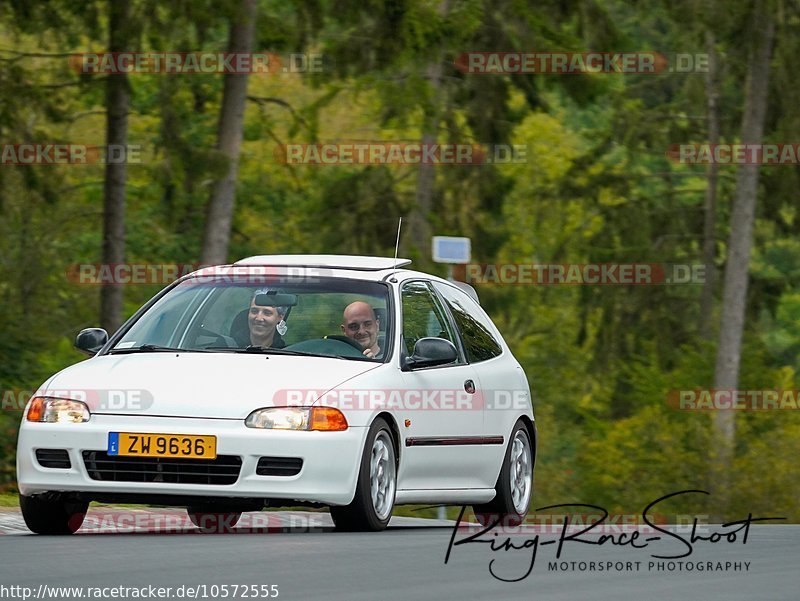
[19,494,88,535]
[330,417,396,532]
[473,420,533,527]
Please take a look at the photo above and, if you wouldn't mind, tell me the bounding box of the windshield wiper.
[220,345,318,356]
[242,346,377,361]
[203,344,308,355]
[204,345,360,360]
[108,344,208,354]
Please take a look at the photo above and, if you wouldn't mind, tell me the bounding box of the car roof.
[183,255,480,303]
[233,254,412,271]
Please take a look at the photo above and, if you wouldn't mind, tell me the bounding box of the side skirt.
[394,488,496,505]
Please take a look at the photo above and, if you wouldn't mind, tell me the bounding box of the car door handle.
[464,379,476,394]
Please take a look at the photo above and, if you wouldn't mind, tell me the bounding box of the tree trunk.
[698,30,720,340]
[100,0,132,334]
[200,0,257,266]
[711,1,774,511]
[409,0,450,260]
[410,101,439,258]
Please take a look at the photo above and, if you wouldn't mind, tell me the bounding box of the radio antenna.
[393,217,403,268]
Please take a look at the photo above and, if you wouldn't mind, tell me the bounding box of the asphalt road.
[0,509,797,601]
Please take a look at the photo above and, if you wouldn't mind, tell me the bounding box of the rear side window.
[433,282,502,363]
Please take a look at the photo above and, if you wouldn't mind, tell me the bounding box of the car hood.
[40,353,380,419]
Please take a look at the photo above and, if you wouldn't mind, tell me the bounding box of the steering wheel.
[323,335,366,352]
[284,336,366,358]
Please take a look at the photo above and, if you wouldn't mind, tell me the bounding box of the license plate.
[108,432,217,460]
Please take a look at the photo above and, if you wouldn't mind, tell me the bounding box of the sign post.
[432,236,471,282]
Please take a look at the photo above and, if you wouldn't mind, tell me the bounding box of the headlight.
[246,407,310,430]
[245,407,347,431]
[26,397,91,423]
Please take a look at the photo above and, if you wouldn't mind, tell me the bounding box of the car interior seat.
[229,309,250,347]
[373,307,387,351]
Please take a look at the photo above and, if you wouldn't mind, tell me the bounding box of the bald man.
[341,301,380,358]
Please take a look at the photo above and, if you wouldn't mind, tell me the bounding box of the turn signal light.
[309,407,348,431]
[26,396,90,423]
[27,397,45,422]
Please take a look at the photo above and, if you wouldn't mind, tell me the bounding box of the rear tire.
[19,494,88,535]
[330,417,396,532]
[187,507,242,533]
[472,420,533,528]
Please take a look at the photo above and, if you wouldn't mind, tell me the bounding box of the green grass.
[0,492,19,507]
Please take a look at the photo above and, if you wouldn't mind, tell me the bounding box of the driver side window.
[401,281,460,362]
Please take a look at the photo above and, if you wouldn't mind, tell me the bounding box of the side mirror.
[403,337,458,370]
[75,328,108,356]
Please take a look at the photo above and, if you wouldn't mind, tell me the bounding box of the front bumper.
[17,414,367,506]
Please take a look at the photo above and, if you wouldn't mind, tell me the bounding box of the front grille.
[82,451,241,485]
[36,449,71,469]
[256,456,303,476]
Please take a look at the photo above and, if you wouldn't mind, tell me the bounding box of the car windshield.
[110,275,391,361]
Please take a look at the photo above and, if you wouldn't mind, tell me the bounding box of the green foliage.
[0,0,798,521]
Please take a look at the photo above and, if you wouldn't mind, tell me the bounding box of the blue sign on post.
[432,236,471,264]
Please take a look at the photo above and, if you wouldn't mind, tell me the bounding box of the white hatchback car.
[17,255,536,533]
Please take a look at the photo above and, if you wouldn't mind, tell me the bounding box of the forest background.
[1,0,798,521]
